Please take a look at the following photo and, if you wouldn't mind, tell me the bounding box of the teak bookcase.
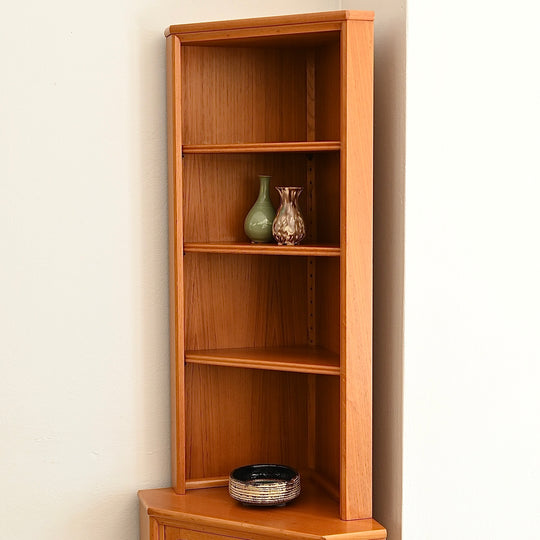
[138,11,386,540]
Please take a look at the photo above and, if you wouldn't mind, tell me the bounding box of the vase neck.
[257,176,271,201]
[277,186,302,206]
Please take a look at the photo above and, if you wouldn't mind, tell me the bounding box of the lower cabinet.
[165,527,245,540]
[139,488,387,540]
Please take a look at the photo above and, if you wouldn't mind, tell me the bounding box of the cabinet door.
[165,527,246,540]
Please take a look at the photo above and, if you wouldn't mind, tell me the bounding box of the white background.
[1,0,539,539]
[403,1,540,539]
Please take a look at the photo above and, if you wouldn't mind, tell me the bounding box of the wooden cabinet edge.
[165,11,374,37]
[148,517,386,540]
[166,33,185,494]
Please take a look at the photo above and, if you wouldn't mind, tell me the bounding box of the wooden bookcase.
[138,11,386,540]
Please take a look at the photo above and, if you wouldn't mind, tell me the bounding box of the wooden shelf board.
[182,141,340,154]
[184,242,340,257]
[185,346,340,376]
[139,480,386,539]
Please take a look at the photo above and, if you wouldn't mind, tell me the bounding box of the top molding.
[165,10,374,37]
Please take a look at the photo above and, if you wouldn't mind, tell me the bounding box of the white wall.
[0,1,339,539]
[404,1,540,539]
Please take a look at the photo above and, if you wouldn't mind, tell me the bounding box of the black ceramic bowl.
[228,464,301,506]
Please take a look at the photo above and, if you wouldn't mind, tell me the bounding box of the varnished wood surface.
[165,527,236,540]
[166,11,374,36]
[185,346,340,375]
[182,47,306,144]
[161,10,377,532]
[166,34,186,494]
[182,154,307,243]
[315,41,341,142]
[186,476,229,490]
[139,482,386,539]
[184,254,307,350]
[172,25,342,48]
[182,142,340,153]
[314,153,341,244]
[182,154,338,245]
[185,365,309,479]
[310,470,340,502]
[315,375,340,491]
[183,242,340,257]
[140,499,151,540]
[315,258,340,354]
[339,20,374,519]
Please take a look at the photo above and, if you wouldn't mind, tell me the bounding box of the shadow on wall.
[344,1,406,539]
[133,18,172,490]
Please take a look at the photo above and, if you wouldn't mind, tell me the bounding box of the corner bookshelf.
[138,10,386,540]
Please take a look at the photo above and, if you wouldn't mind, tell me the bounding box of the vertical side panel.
[340,19,374,519]
[139,500,150,540]
[167,34,185,493]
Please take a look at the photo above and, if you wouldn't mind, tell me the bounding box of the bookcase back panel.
[315,375,340,489]
[315,41,341,142]
[185,364,309,479]
[315,258,340,354]
[313,153,340,244]
[183,154,307,243]
[182,46,307,144]
[184,254,308,350]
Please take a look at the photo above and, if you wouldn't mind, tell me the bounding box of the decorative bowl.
[228,464,301,506]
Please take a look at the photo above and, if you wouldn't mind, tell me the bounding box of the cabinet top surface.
[165,10,374,37]
[139,485,386,538]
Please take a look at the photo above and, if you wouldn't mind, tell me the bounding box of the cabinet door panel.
[165,526,245,540]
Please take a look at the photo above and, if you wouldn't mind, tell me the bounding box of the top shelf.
[166,10,374,37]
[182,141,341,154]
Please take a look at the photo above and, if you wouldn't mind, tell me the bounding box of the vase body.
[244,175,276,243]
[272,187,306,245]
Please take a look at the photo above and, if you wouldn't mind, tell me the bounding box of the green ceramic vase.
[244,175,276,243]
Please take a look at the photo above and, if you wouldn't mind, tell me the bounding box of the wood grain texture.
[182,142,340,153]
[166,34,185,494]
[175,24,343,46]
[166,527,243,540]
[186,346,340,375]
[310,469,340,502]
[139,483,386,539]
[316,40,341,142]
[315,375,340,492]
[339,20,374,520]
[160,11,377,535]
[182,154,307,243]
[166,525,261,540]
[307,374,317,470]
[173,28,341,49]
[140,498,151,540]
[306,50,316,142]
[182,153,335,245]
[314,153,341,245]
[185,365,309,479]
[155,519,164,540]
[186,477,229,490]
[165,11,374,36]
[182,47,307,144]
[184,254,307,350]
[316,258,340,354]
[183,243,339,257]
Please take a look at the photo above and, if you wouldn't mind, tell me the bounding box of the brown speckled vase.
[272,187,305,245]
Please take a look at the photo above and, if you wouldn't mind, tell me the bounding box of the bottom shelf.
[139,479,386,540]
